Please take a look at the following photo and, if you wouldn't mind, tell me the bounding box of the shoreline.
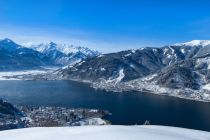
[0,76,210,103]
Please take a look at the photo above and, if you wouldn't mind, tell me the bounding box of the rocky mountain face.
[57,40,210,101]
[58,40,210,82]
[155,55,210,89]
[1,38,210,101]
[0,39,53,71]
[58,48,165,82]
[154,40,210,91]
[0,38,99,71]
[26,42,100,65]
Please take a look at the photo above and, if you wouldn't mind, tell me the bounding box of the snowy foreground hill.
[0,125,210,140]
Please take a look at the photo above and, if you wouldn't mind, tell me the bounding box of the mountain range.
[1,38,210,101]
[26,42,100,65]
[0,38,100,71]
[56,40,210,101]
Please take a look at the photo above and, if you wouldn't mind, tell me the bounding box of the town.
[19,106,111,127]
[0,99,111,130]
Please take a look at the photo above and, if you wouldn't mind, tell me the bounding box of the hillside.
[55,40,210,101]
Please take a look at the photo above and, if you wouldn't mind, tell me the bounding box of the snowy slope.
[0,125,209,140]
[174,40,210,47]
[55,40,210,102]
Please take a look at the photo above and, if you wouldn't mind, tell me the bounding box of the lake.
[0,80,210,131]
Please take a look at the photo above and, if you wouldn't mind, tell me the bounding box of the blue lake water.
[0,80,210,131]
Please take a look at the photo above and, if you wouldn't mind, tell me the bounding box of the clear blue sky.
[0,0,210,52]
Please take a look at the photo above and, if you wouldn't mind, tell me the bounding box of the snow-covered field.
[0,70,47,80]
[0,125,209,140]
[0,67,58,80]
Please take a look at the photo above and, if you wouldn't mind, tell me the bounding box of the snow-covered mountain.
[0,38,53,71]
[55,40,210,101]
[0,38,100,71]
[26,42,100,65]
[174,40,210,47]
[58,40,210,82]
[1,38,210,101]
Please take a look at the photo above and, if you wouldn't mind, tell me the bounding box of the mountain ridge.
[25,41,100,65]
[1,38,210,101]
[0,38,54,71]
[0,38,100,70]
[55,40,210,101]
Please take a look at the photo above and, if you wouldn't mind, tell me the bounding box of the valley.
[1,39,210,102]
[2,1,210,139]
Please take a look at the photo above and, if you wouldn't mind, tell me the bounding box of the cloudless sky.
[0,0,210,52]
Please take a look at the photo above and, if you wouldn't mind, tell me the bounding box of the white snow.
[130,64,135,68]
[168,46,177,63]
[77,61,85,66]
[25,42,100,56]
[116,69,125,83]
[0,68,58,80]
[89,109,98,112]
[0,70,46,80]
[163,48,168,55]
[71,118,107,126]
[106,69,125,85]
[124,53,132,57]
[181,48,185,54]
[166,54,172,58]
[174,40,210,47]
[141,74,157,81]
[97,54,104,58]
[24,42,100,65]
[100,68,106,71]
[169,46,175,54]
[131,49,136,53]
[0,125,209,140]
[196,57,210,70]
[152,48,157,52]
[202,83,210,91]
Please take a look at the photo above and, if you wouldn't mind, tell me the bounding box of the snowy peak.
[26,42,100,65]
[0,38,13,43]
[0,38,55,70]
[174,40,210,47]
[49,41,57,46]
[26,42,58,53]
[27,42,100,56]
[0,38,100,67]
[0,38,19,46]
[0,38,22,52]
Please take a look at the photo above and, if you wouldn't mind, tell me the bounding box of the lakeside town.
[19,106,111,127]
[0,99,111,130]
